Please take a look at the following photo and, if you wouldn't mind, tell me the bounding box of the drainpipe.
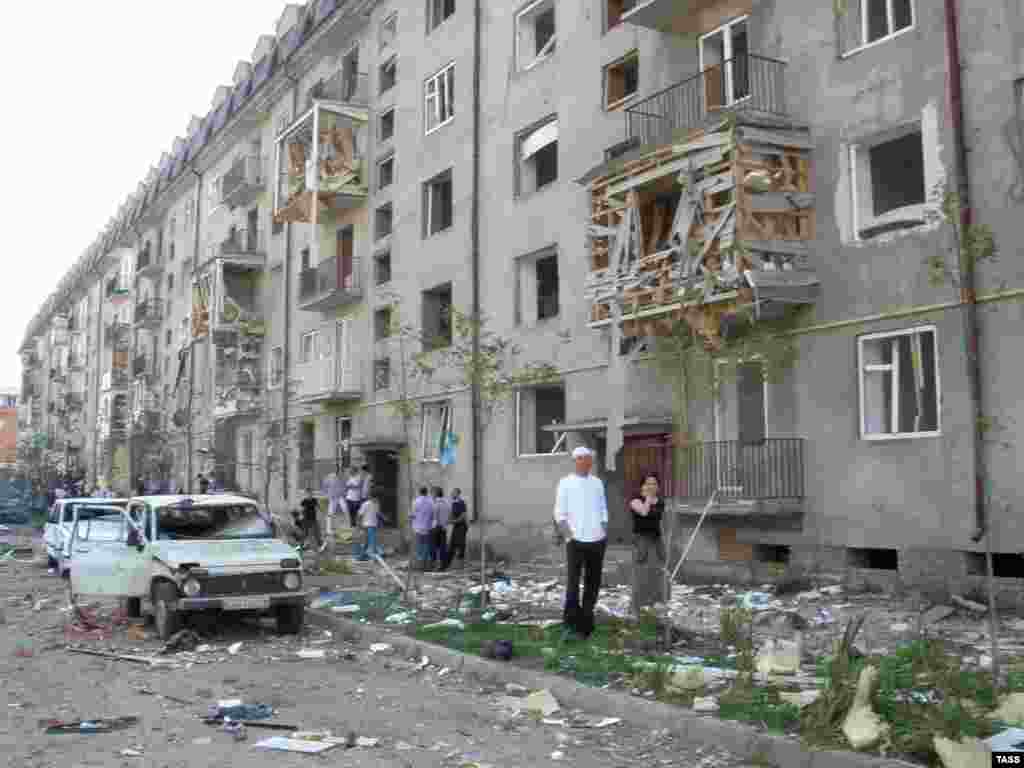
[944,0,984,542]
[470,0,482,524]
[91,272,102,489]
[282,69,301,503]
[189,167,204,494]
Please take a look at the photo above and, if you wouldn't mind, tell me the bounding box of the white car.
[57,512,126,578]
[43,498,129,570]
[68,494,310,639]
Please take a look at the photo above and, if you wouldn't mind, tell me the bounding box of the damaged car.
[68,494,310,639]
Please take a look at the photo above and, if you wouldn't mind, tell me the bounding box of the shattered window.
[517,385,567,456]
[379,109,395,142]
[868,131,924,217]
[859,327,938,438]
[155,503,272,541]
[517,118,558,195]
[516,0,556,71]
[605,51,639,108]
[379,56,397,95]
[428,0,455,32]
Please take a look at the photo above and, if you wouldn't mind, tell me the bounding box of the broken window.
[422,282,453,348]
[374,307,392,340]
[425,63,456,134]
[379,56,397,95]
[606,0,637,30]
[605,51,639,109]
[377,154,395,191]
[516,0,556,71]
[379,108,395,142]
[428,0,455,32]
[374,250,392,285]
[859,326,939,439]
[536,254,559,321]
[423,169,454,236]
[155,502,272,541]
[421,401,452,461]
[379,12,397,51]
[268,346,283,389]
[516,117,558,195]
[375,203,393,240]
[851,127,926,239]
[840,0,914,53]
[373,358,391,391]
[516,384,567,456]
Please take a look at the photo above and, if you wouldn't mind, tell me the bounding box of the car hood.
[150,539,299,569]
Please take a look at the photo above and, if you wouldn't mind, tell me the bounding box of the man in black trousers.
[554,446,608,641]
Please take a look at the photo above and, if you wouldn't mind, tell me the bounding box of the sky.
[0,1,296,389]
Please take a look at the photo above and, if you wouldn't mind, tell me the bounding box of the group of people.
[411,486,468,571]
[296,464,378,557]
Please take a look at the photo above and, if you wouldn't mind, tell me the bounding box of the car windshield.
[76,515,125,542]
[154,503,272,541]
[70,502,127,522]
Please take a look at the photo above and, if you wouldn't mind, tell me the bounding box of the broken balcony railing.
[299,254,361,305]
[625,54,787,149]
[676,438,805,500]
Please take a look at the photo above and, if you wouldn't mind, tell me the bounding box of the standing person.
[197,473,210,494]
[411,487,435,570]
[442,488,468,571]
[630,473,666,563]
[343,467,362,528]
[323,467,344,539]
[357,490,384,561]
[554,446,608,641]
[299,488,324,551]
[431,487,450,569]
[136,476,146,496]
[359,463,373,508]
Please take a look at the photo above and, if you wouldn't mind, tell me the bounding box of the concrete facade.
[16,0,1024,591]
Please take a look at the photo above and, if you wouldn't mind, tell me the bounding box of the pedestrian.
[357,489,383,561]
[136,476,146,496]
[630,472,666,564]
[343,466,362,528]
[442,488,468,571]
[359,463,373,507]
[299,488,324,552]
[411,487,435,570]
[322,467,343,539]
[197,473,209,494]
[554,446,608,641]
[431,486,450,568]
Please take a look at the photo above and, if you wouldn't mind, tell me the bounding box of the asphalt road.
[0,538,753,768]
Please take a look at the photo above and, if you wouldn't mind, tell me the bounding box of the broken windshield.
[68,502,128,522]
[154,503,273,541]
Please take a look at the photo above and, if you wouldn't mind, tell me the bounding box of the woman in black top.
[629,473,666,564]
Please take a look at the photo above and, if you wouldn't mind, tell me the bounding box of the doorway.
[699,16,750,111]
[621,435,673,545]
[365,449,399,528]
[713,360,766,497]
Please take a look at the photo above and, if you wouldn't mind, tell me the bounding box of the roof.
[137,493,260,507]
[57,497,130,505]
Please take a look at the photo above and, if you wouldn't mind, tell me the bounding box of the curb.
[307,609,918,768]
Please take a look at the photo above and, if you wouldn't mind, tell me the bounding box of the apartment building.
[17,0,1024,589]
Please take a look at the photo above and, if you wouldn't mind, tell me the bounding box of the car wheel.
[153,583,182,641]
[276,604,304,635]
[121,598,142,619]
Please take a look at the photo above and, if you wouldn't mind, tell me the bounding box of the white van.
[68,494,310,639]
[43,498,130,570]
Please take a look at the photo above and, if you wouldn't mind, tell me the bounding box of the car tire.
[276,604,304,635]
[153,583,182,641]
[121,598,142,619]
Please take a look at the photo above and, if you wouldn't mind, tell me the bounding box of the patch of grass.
[718,684,800,733]
[315,558,354,576]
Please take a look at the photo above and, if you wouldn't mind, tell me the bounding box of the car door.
[57,502,79,555]
[69,509,150,598]
[43,502,61,553]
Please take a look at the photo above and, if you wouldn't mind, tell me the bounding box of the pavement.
[0,529,759,768]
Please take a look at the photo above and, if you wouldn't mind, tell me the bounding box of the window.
[516,117,558,195]
[428,0,455,32]
[858,326,939,439]
[379,56,397,95]
[421,401,452,462]
[425,63,455,134]
[299,330,322,364]
[167,273,174,292]
[379,13,397,51]
[377,154,395,190]
[605,51,639,109]
[169,242,176,262]
[423,169,454,236]
[374,307,393,340]
[422,282,453,348]
[300,247,311,272]
[606,0,637,29]
[336,416,353,468]
[375,204,393,240]
[242,431,254,491]
[516,0,556,71]
[379,108,395,142]
[840,0,914,54]
[374,250,392,285]
[269,346,284,389]
[165,329,172,345]
[699,17,749,109]
[850,127,927,240]
[536,254,559,320]
[373,358,391,391]
[516,384,567,456]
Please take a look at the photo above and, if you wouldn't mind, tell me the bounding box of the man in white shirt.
[554,445,608,640]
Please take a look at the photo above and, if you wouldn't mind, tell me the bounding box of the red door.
[618,434,673,543]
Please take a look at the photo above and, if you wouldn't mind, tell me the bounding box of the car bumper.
[176,590,314,612]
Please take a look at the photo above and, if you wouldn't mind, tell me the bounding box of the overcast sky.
[0,1,294,389]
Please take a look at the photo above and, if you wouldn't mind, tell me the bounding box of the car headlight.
[283,572,301,590]
[182,578,201,597]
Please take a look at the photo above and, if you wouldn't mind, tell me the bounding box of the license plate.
[222,596,270,611]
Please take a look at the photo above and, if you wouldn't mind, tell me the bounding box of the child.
[357,490,383,561]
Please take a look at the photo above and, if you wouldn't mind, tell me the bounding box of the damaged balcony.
[131,381,161,432]
[623,0,757,38]
[136,242,160,277]
[101,368,130,393]
[220,154,266,211]
[217,226,266,268]
[299,254,361,312]
[213,363,262,421]
[294,354,361,403]
[134,298,163,329]
[272,93,369,226]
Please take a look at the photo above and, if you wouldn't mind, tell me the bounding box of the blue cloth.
[415,532,432,562]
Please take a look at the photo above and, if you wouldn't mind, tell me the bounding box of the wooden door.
[337,227,354,290]
[620,435,672,544]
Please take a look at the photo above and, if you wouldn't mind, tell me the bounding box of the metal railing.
[309,70,369,107]
[625,54,787,148]
[299,255,360,302]
[220,226,266,256]
[134,298,163,325]
[676,438,805,500]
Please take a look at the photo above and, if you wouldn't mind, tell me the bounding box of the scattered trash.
[253,735,346,754]
[812,608,835,626]
[223,721,248,741]
[740,592,772,610]
[923,605,956,625]
[13,640,33,658]
[192,737,212,746]
[385,612,415,625]
[369,643,393,654]
[692,697,718,713]
[755,636,802,676]
[161,629,202,654]
[551,750,566,760]
[842,666,889,750]
[125,624,148,642]
[32,599,49,612]
[481,639,513,661]
[505,683,528,695]
[525,689,560,717]
[210,702,274,722]
[355,736,379,748]
[933,734,991,767]
[423,618,465,631]
[418,656,431,670]
[297,649,326,660]
[331,605,361,614]
[395,741,415,751]
[228,642,243,655]
[889,623,911,632]
[667,666,706,692]
[588,717,621,728]
[43,716,140,734]
[119,748,145,758]
[952,595,987,615]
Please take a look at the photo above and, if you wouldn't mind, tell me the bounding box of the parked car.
[68,494,310,639]
[57,511,126,578]
[43,498,130,569]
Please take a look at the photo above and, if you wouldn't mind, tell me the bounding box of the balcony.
[294,356,360,403]
[622,0,756,37]
[221,155,266,211]
[625,55,787,149]
[299,255,361,311]
[136,243,160,276]
[101,369,130,392]
[218,227,266,267]
[132,354,154,379]
[134,298,163,328]
[104,321,131,347]
[307,70,370,109]
[675,438,805,515]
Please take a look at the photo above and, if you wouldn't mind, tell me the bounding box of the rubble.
[990,693,1024,726]
[933,735,990,768]
[755,635,802,676]
[952,596,988,615]
[524,690,560,717]
[841,667,889,750]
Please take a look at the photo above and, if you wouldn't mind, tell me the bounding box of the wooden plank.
[744,239,811,256]
[737,126,815,150]
[693,171,735,196]
[604,154,699,199]
[671,130,733,155]
[745,191,814,212]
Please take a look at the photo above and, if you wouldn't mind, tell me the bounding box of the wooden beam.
[736,126,815,150]
[745,191,815,212]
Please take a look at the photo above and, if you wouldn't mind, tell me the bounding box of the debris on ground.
[841,666,889,750]
[254,733,348,754]
[933,735,990,768]
[524,689,560,717]
[209,702,274,721]
[43,716,140,734]
[755,636,802,676]
[162,629,202,653]
[952,595,988,615]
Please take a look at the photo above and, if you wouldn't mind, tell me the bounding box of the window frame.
[420,400,452,462]
[605,0,638,31]
[379,12,397,52]
[843,0,915,57]
[515,0,557,72]
[515,385,568,458]
[423,169,454,238]
[374,249,392,286]
[376,153,395,191]
[535,252,560,321]
[424,62,456,135]
[374,307,393,341]
[379,55,397,96]
[299,330,320,364]
[515,117,559,197]
[375,203,394,241]
[373,357,391,392]
[379,108,396,142]
[857,325,941,441]
[604,50,640,110]
[427,0,456,33]
[268,345,284,390]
